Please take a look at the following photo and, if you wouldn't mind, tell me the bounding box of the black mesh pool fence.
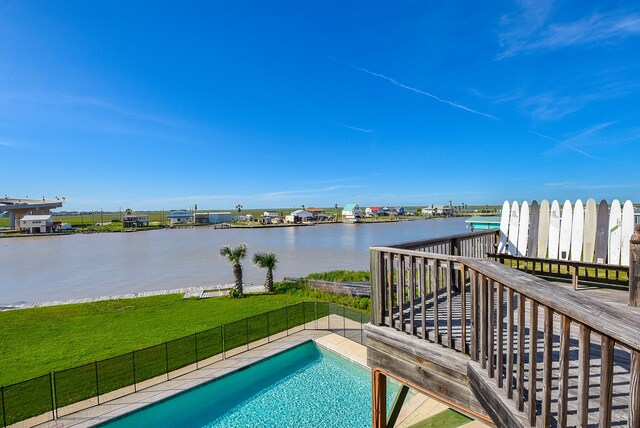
[0,302,367,427]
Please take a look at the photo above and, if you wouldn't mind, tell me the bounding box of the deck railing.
[370,242,640,427]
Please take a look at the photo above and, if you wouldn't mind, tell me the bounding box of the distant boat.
[465,215,501,231]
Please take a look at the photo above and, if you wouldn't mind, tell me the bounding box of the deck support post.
[372,370,387,428]
[630,225,640,307]
[387,384,410,428]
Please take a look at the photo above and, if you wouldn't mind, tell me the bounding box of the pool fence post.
[194,333,199,369]
[285,306,289,336]
[343,306,346,337]
[2,385,6,427]
[222,325,226,359]
[165,342,170,380]
[360,312,364,344]
[303,303,306,330]
[94,361,100,405]
[267,311,271,342]
[245,318,249,351]
[132,351,137,392]
[328,304,331,331]
[51,371,58,420]
[314,302,318,330]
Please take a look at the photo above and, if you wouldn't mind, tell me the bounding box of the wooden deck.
[368,229,640,428]
[389,283,638,426]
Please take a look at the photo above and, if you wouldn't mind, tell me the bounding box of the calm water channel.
[0,218,467,305]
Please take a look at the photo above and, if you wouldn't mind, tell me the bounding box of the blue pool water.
[100,342,400,427]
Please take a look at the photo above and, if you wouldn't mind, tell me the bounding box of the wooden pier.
[367,229,640,427]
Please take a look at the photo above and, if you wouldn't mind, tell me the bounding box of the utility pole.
[101,208,103,225]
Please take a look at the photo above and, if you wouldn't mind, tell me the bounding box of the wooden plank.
[420,258,426,340]
[398,255,405,332]
[516,293,525,412]
[470,270,478,361]
[461,264,467,353]
[388,253,394,326]
[433,261,440,343]
[528,300,539,426]
[409,256,415,335]
[496,282,504,389]
[577,325,590,427]
[480,274,487,370]
[542,307,553,426]
[599,336,614,427]
[557,315,570,427]
[447,260,453,349]
[506,288,514,399]
[631,349,640,428]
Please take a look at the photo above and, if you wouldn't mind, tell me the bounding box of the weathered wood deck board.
[389,284,637,426]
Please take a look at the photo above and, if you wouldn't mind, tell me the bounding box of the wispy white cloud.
[331,58,498,120]
[531,123,631,166]
[0,140,19,148]
[337,123,373,133]
[499,4,640,58]
[544,181,640,190]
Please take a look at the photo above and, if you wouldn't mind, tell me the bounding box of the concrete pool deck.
[33,327,487,428]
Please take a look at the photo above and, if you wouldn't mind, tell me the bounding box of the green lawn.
[0,293,311,386]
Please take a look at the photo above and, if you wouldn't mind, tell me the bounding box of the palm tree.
[252,252,278,292]
[235,204,243,213]
[219,244,248,295]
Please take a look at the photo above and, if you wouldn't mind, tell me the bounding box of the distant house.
[20,214,54,233]
[305,207,326,220]
[123,214,149,228]
[422,206,444,216]
[365,206,382,217]
[166,212,193,225]
[285,210,314,223]
[342,204,363,223]
[263,211,279,218]
[405,209,418,216]
[194,212,233,224]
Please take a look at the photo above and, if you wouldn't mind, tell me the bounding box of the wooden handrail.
[369,233,640,427]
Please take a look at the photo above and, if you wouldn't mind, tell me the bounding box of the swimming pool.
[100,341,401,427]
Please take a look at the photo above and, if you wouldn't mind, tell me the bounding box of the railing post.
[630,225,640,307]
[372,370,387,428]
[371,249,381,325]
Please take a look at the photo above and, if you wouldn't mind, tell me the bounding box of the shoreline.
[0,283,266,311]
[0,216,471,238]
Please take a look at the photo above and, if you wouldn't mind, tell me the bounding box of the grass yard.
[0,293,312,386]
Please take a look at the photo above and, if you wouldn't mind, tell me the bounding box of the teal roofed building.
[342,204,362,223]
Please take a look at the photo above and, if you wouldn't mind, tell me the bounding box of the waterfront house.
[342,204,362,223]
[262,210,279,218]
[285,210,314,223]
[405,209,418,216]
[305,207,326,220]
[365,206,382,217]
[123,214,149,228]
[19,214,54,233]
[421,205,447,216]
[166,212,193,225]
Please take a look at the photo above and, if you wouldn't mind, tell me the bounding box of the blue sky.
[1,1,639,211]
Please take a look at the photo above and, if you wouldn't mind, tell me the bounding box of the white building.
[20,215,54,233]
[285,210,314,223]
[194,212,233,224]
[342,204,363,223]
[263,211,279,218]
